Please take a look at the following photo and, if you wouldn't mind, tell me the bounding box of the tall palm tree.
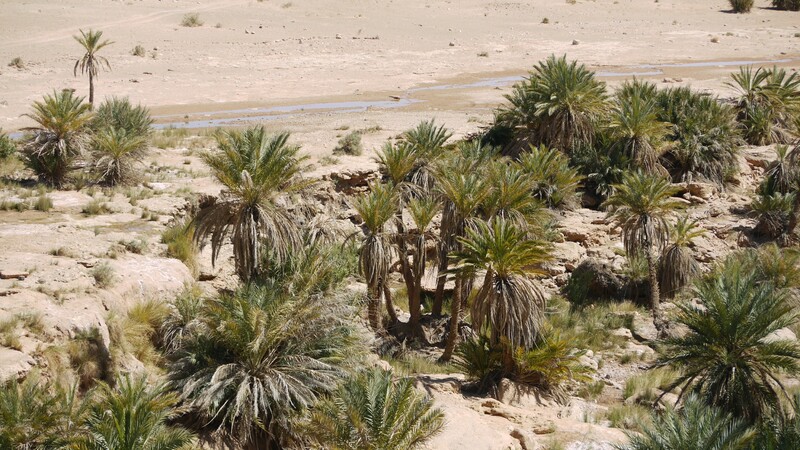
[193,126,308,282]
[304,370,444,450]
[401,196,440,337]
[91,127,148,185]
[603,171,683,334]
[72,375,195,450]
[436,167,491,361]
[618,394,754,450]
[22,90,93,187]
[659,217,703,299]
[451,217,552,371]
[495,55,608,154]
[656,261,800,423]
[168,258,360,449]
[353,182,399,330]
[74,29,113,106]
[608,90,670,175]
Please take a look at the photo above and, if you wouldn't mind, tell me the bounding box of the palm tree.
[0,373,89,448]
[72,375,195,450]
[495,55,608,154]
[193,126,308,282]
[92,127,148,185]
[91,97,153,139]
[656,260,800,423]
[402,119,452,193]
[74,29,113,106]
[659,217,703,299]
[608,90,670,175]
[751,191,795,238]
[21,90,92,187]
[751,392,800,449]
[401,196,440,337]
[657,86,742,185]
[618,394,754,450]
[727,66,800,145]
[516,145,581,208]
[304,370,444,450]
[603,171,683,334]
[451,217,552,371]
[353,182,399,330]
[168,256,360,449]
[436,167,491,361]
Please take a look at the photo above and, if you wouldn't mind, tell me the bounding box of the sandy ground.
[0,0,799,161]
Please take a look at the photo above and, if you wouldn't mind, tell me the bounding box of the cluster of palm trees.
[20,92,152,188]
[621,247,800,448]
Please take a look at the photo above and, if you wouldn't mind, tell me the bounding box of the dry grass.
[181,13,203,27]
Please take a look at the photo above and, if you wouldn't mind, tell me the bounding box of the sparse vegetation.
[729,0,754,12]
[131,44,146,57]
[91,262,115,288]
[332,130,363,156]
[8,57,24,69]
[181,13,203,27]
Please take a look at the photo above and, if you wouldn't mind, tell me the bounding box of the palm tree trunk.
[88,71,94,106]
[383,282,398,326]
[647,249,667,336]
[432,254,448,317]
[440,277,462,362]
[367,284,382,330]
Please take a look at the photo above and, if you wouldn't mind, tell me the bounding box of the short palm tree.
[193,126,307,281]
[751,392,800,449]
[91,97,153,139]
[74,29,113,106]
[608,91,670,175]
[452,217,552,371]
[657,87,741,185]
[516,145,581,208]
[727,66,800,145]
[0,373,89,448]
[354,182,399,330]
[656,261,800,423]
[401,119,452,193]
[603,171,683,334]
[21,90,92,187]
[659,217,703,299]
[92,127,148,185]
[436,167,491,361]
[761,145,798,195]
[72,375,195,450]
[751,191,795,238]
[168,275,359,448]
[496,55,608,153]
[402,196,441,336]
[618,394,754,450]
[304,369,444,450]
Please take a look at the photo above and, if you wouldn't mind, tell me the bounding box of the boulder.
[564,259,625,305]
[0,348,35,383]
[763,327,797,344]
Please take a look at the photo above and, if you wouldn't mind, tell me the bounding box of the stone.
[566,259,625,303]
[510,428,538,450]
[563,230,590,243]
[0,270,28,280]
[631,313,659,342]
[0,348,35,383]
[686,182,716,200]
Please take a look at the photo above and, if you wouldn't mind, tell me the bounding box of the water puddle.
[635,58,793,69]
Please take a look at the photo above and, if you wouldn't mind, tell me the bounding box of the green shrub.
[454,336,505,393]
[161,218,198,277]
[514,335,591,396]
[773,0,800,10]
[34,194,53,212]
[332,130,363,156]
[120,238,148,254]
[82,199,110,215]
[7,57,23,69]
[729,0,754,12]
[91,262,115,288]
[181,13,203,27]
[751,192,795,238]
[0,130,17,159]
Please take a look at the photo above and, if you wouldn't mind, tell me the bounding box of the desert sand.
[1,0,798,164]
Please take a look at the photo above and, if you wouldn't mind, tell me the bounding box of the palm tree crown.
[22,90,92,187]
[74,29,113,106]
[193,126,308,281]
[305,370,444,450]
[657,260,800,423]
